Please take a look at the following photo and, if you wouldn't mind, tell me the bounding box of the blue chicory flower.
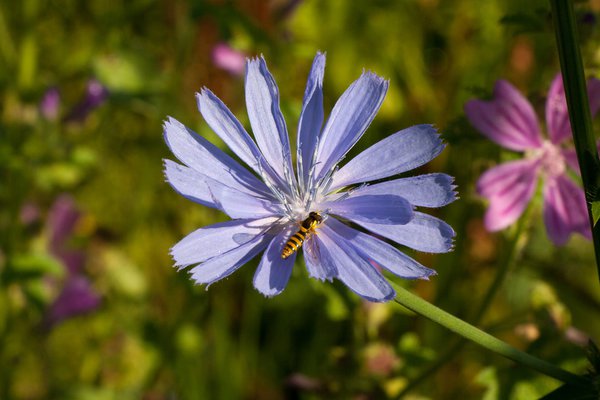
[164,52,456,302]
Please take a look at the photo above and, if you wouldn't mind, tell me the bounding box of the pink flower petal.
[212,43,246,76]
[587,77,600,116]
[543,174,591,245]
[545,74,571,144]
[546,75,600,144]
[477,158,539,231]
[477,158,538,198]
[561,140,600,175]
[561,148,579,174]
[465,80,543,151]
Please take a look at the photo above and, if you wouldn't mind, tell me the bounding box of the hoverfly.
[281,212,324,259]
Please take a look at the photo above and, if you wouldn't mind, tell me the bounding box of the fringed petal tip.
[359,69,390,86]
[162,158,169,180]
[419,269,438,281]
[345,173,457,209]
[392,268,438,282]
[170,249,194,272]
[439,219,456,252]
[437,232,456,254]
[162,115,187,135]
[448,174,459,193]
[171,258,191,273]
[434,173,459,206]
[420,124,446,150]
[448,240,456,252]
[310,52,326,87]
[308,273,335,283]
[162,158,184,183]
[451,185,460,203]
[244,54,267,71]
[245,54,263,62]
[402,269,437,281]
[330,125,445,190]
[162,116,175,145]
[194,87,209,103]
[161,115,173,129]
[441,225,456,253]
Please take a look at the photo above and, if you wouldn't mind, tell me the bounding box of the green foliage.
[592,201,600,226]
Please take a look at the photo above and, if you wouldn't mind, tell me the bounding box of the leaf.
[542,341,600,399]
[586,340,600,377]
[539,381,597,400]
[591,201,600,226]
[499,10,548,34]
[8,253,64,281]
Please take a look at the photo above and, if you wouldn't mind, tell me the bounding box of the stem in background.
[0,4,16,66]
[391,282,588,387]
[473,212,529,322]
[550,0,600,287]
[17,0,39,90]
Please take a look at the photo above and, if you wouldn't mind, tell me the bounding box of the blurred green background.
[2,0,600,398]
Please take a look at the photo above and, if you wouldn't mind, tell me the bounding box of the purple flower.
[45,195,100,326]
[212,43,246,76]
[48,195,85,274]
[465,75,600,245]
[40,87,60,120]
[164,53,456,302]
[20,202,40,226]
[63,79,109,123]
[45,276,101,326]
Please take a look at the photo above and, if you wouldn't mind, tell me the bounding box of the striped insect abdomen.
[281,226,309,259]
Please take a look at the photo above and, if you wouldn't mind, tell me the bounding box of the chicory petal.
[314,71,388,182]
[330,125,444,190]
[253,227,296,296]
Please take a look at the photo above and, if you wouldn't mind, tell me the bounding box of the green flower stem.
[391,282,588,386]
[397,215,531,397]
[550,0,600,285]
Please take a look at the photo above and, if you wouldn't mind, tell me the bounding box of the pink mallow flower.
[465,75,600,245]
[212,43,246,76]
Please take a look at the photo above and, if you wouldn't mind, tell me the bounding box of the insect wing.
[303,234,321,265]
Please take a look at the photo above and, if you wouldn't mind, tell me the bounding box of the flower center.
[526,140,566,178]
[287,203,310,222]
